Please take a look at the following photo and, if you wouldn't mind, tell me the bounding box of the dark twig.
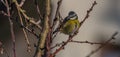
[34,0,43,20]
[52,31,59,41]
[21,25,39,38]
[86,32,118,57]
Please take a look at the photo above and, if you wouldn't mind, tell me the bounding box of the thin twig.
[69,40,104,45]
[5,0,16,57]
[21,25,39,38]
[52,0,62,30]
[50,35,75,57]
[34,0,43,20]
[51,0,63,41]
[50,42,64,49]
[52,12,63,40]
[19,0,25,7]
[52,31,59,41]
[16,3,31,52]
[86,32,118,57]
[13,0,42,30]
[80,1,97,25]
[51,40,104,50]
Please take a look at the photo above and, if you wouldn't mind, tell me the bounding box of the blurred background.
[0,0,120,57]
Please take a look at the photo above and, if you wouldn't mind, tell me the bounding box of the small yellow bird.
[60,11,80,36]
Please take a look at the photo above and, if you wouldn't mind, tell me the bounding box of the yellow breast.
[61,19,80,35]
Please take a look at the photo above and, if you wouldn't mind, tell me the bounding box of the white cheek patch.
[70,16,77,20]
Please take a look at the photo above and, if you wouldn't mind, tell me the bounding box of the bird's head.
[68,11,78,20]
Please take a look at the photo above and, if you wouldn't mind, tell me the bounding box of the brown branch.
[50,42,64,49]
[4,0,16,57]
[50,35,75,57]
[80,1,97,25]
[69,40,104,45]
[86,32,118,57]
[51,40,104,50]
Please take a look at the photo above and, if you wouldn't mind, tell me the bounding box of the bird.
[53,11,80,36]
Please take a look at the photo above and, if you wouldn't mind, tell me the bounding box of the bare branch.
[4,0,17,57]
[52,0,62,30]
[70,40,104,45]
[50,35,76,57]
[80,1,97,25]
[34,0,51,57]
[21,25,39,38]
[50,42,64,49]
[86,32,118,57]
[34,0,43,20]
